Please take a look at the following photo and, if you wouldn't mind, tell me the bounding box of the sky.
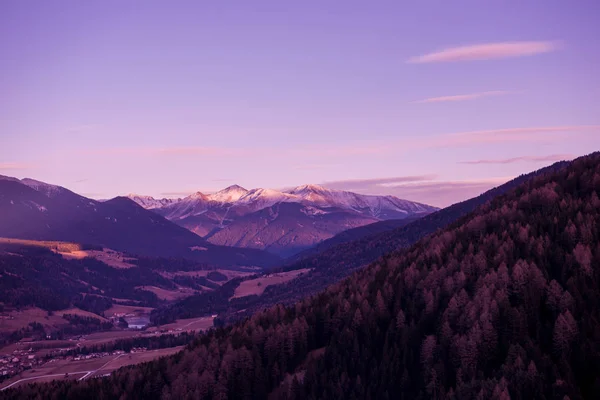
[1,1,599,207]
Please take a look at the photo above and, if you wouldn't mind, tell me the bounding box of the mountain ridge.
[0,177,280,267]
[129,184,438,256]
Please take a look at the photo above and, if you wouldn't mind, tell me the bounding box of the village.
[0,314,214,389]
[0,345,152,383]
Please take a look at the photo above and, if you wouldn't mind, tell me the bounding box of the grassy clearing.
[0,308,68,333]
[136,286,197,301]
[231,269,311,299]
[147,316,215,333]
[58,249,136,269]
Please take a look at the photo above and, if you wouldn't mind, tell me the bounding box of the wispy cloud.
[414,90,514,103]
[74,125,598,162]
[322,175,438,191]
[437,125,599,147]
[298,125,598,157]
[323,176,511,207]
[460,154,574,165]
[87,146,248,157]
[0,162,34,170]
[408,41,561,63]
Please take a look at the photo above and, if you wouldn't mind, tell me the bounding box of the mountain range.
[0,175,278,267]
[128,184,437,257]
[9,153,599,399]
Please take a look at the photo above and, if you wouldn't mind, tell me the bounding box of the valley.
[1,156,597,399]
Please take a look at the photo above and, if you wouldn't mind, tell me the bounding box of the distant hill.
[8,154,599,399]
[285,216,422,263]
[0,177,279,267]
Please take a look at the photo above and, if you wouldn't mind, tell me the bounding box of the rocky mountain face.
[131,184,438,256]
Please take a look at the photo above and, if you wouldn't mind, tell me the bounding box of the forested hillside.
[152,161,569,325]
[4,153,600,399]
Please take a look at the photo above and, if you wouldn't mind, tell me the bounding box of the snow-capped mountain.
[208,185,249,203]
[143,183,438,257]
[21,178,68,198]
[284,184,432,218]
[126,194,181,210]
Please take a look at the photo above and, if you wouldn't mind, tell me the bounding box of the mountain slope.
[148,160,572,325]
[7,155,599,399]
[205,202,379,257]
[0,178,279,267]
[285,216,422,263]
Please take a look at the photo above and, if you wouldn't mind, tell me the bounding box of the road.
[1,371,89,391]
[78,354,123,381]
[0,354,123,391]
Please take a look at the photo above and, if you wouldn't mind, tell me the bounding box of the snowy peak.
[132,183,438,222]
[284,183,437,217]
[287,184,329,194]
[236,188,298,208]
[126,194,181,209]
[187,191,209,201]
[208,185,248,203]
[21,178,66,198]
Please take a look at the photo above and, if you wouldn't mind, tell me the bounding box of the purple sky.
[1,1,599,207]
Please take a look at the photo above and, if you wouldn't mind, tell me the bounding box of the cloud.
[459,154,574,165]
[0,162,34,170]
[88,146,248,157]
[408,41,560,63]
[322,175,438,191]
[437,125,600,147]
[414,90,514,103]
[323,176,511,207]
[74,125,598,162]
[383,178,513,207]
[296,125,598,158]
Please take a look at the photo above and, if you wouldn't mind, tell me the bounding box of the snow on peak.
[126,194,180,209]
[287,184,329,194]
[126,182,437,221]
[284,183,438,216]
[21,178,65,198]
[223,184,247,192]
[188,191,209,200]
[234,188,299,211]
[208,185,248,203]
